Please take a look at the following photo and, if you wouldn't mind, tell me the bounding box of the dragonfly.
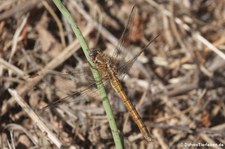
[43,5,159,142]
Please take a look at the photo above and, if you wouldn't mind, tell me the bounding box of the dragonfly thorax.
[89,49,118,79]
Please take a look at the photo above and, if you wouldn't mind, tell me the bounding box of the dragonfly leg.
[88,61,98,70]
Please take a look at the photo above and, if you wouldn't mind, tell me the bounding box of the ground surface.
[0,0,225,149]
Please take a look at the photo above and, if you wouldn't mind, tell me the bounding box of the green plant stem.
[52,0,124,148]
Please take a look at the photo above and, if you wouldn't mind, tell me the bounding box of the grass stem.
[52,0,124,148]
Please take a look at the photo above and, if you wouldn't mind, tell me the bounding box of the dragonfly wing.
[41,80,92,109]
[118,34,160,80]
[41,70,111,110]
[110,5,138,65]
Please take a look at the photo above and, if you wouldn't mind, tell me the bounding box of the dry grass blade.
[8,89,64,148]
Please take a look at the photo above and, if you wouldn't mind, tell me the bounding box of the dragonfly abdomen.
[110,77,152,142]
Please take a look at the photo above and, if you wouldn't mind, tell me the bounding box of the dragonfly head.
[89,48,102,60]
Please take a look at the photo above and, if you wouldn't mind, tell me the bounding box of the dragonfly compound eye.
[89,50,97,58]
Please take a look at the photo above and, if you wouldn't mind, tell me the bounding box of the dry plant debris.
[1,0,225,148]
